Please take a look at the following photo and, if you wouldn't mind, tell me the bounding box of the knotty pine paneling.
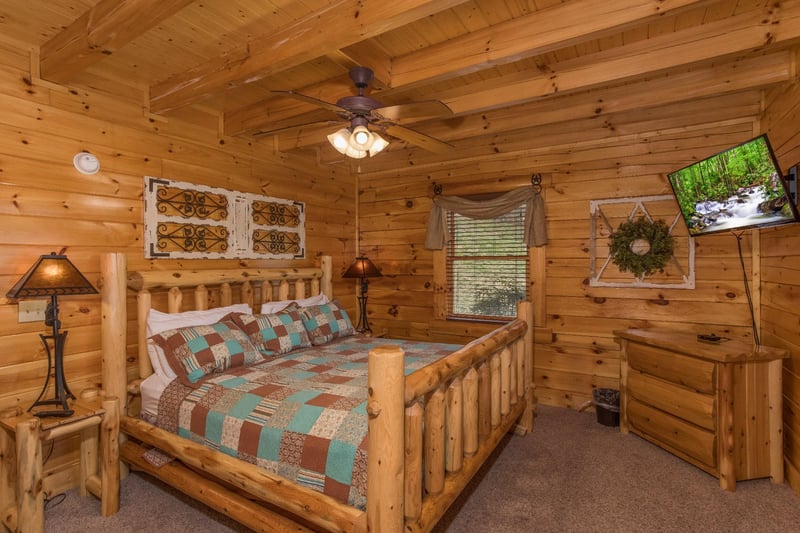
[761,78,800,499]
[357,93,767,429]
[0,42,356,496]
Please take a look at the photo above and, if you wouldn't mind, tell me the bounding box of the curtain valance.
[424,186,547,249]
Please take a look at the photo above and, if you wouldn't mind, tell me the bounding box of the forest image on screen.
[668,136,798,236]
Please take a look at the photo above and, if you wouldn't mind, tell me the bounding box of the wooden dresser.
[614,328,789,491]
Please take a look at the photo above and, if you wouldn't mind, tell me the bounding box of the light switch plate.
[19,300,47,323]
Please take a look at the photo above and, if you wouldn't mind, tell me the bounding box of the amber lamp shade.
[342,256,382,333]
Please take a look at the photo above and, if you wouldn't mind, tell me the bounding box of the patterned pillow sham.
[151,320,262,387]
[225,307,311,357]
[299,301,356,345]
[145,303,253,380]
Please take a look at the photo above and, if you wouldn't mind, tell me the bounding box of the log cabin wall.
[2,0,800,505]
[761,80,800,496]
[0,39,356,494]
[357,94,769,411]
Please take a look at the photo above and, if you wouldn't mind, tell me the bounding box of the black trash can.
[592,388,620,427]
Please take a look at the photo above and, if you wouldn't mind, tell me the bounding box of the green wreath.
[609,217,675,278]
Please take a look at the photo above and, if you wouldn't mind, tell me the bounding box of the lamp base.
[354,294,372,334]
[29,331,75,418]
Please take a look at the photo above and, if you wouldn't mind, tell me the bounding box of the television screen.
[667,134,800,236]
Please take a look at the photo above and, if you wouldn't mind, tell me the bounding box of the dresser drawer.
[627,343,715,394]
[627,369,715,431]
[627,397,716,470]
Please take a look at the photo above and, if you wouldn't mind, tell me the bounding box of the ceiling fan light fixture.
[327,128,351,155]
[278,66,451,158]
[328,123,388,159]
[369,133,389,157]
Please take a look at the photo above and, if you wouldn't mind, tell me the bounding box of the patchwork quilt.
[152,335,463,509]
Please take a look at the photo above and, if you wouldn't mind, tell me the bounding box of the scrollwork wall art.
[590,195,694,288]
[144,177,305,259]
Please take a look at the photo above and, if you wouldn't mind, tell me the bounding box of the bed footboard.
[367,300,534,532]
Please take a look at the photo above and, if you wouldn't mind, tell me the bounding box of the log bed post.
[100,253,128,482]
[366,345,405,532]
[100,253,128,414]
[518,300,535,432]
[100,396,121,516]
[320,255,333,298]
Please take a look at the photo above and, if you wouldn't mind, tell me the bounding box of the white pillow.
[260,293,329,314]
[145,303,253,379]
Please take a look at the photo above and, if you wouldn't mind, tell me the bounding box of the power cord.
[41,438,67,511]
[732,230,760,346]
[44,492,66,511]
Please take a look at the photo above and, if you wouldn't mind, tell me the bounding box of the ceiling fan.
[258,66,455,156]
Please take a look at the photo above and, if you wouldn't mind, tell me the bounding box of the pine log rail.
[119,417,365,532]
[99,253,535,533]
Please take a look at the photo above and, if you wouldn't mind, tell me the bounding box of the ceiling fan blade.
[252,119,341,137]
[273,90,350,116]
[372,100,453,122]
[384,124,454,154]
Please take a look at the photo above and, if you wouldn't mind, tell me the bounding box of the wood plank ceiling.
[0,0,797,166]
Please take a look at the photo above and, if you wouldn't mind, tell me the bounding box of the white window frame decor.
[590,195,694,289]
[144,176,305,259]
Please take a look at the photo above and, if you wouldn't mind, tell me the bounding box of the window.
[446,205,529,321]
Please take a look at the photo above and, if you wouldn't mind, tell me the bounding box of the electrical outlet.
[19,300,48,323]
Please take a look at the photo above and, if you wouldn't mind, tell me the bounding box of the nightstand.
[0,395,120,532]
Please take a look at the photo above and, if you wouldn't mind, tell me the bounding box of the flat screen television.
[667,134,800,236]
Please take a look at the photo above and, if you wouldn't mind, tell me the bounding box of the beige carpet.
[44,405,800,532]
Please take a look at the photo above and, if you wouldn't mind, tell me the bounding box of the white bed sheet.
[139,371,174,419]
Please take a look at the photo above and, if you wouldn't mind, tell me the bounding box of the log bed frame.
[99,253,535,532]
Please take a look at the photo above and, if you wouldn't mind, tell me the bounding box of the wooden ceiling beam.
[149,0,466,114]
[435,1,800,116]
[389,0,714,89]
[423,52,791,142]
[40,0,194,84]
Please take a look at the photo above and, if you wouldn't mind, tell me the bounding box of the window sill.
[445,315,512,326]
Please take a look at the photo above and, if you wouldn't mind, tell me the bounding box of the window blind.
[447,205,529,320]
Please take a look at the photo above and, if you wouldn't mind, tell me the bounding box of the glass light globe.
[350,126,372,149]
[369,134,389,157]
[327,128,351,154]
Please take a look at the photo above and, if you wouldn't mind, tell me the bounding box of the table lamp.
[342,256,382,333]
[6,252,98,417]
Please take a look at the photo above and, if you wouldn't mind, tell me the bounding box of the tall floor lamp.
[342,256,382,333]
[6,252,98,417]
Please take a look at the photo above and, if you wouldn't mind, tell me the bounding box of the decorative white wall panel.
[144,177,305,259]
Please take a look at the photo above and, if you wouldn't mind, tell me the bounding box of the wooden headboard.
[99,254,333,403]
